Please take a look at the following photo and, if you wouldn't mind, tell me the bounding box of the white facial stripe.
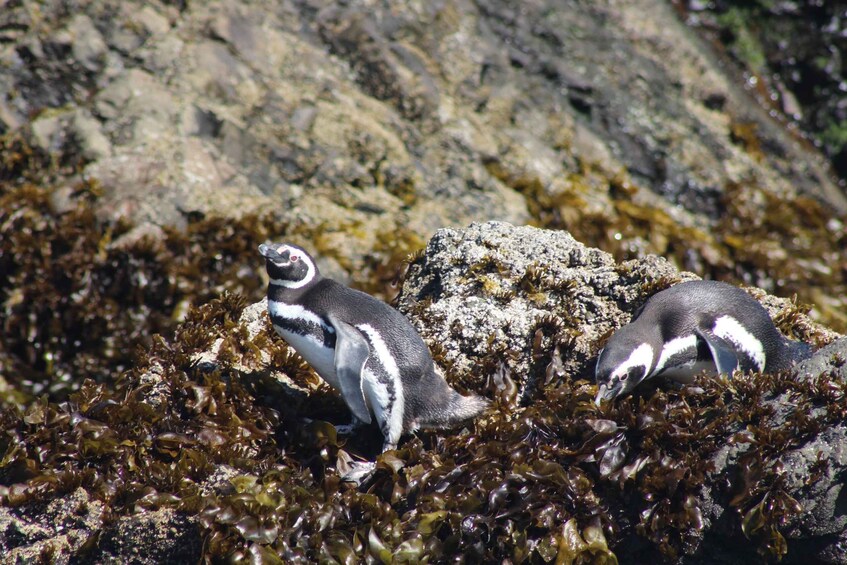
[713,315,765,371]
[611,342,654,380]
[654,334,697,374]
[357,324,404,444]
[268,301,332,333]
[269,251,316,289]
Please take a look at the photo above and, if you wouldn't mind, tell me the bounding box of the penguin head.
[594,326,655,405]
[258,242,319,289]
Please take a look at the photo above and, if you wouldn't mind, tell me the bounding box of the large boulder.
[396,222,837,397]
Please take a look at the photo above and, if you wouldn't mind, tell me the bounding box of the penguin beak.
[594,383,620,406]
[594,385,607,407]
[258,243,272,258]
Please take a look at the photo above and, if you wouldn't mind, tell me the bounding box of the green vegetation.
[821,120,847,157]
[715,7,767,74]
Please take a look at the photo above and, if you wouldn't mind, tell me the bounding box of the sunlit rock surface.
[396,221,837,395]
[3,0,847,561]
[1,0,845,319]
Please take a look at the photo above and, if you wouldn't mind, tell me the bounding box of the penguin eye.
[624,367,642,381]
[290,255,299,263]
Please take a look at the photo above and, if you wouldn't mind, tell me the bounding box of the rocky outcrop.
[396,223,846,563]
[396,222,837,396]
[2,0,847,558]
[0,490,201,564]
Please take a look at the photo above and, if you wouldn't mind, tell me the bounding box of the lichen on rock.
[396,221,835,400]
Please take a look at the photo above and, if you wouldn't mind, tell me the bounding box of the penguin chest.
[276,327,341,388]
[267,301,340,389]
[653,334,716,382]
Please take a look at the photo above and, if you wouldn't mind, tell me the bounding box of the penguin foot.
[338,461,376,487]
[335,415,371,436]
[334,423,358,436]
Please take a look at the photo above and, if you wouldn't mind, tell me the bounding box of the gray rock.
[0,488,105,564]
[97,509,201,564]
[2,0,843,294]
[71,109,112,161]
[793,337,847,382]
[397,221,836,403]
[67,14,108,72]
[397,221,693,397]
[134,6,172,38]
[30,113,65,152]
[0,486,200,565]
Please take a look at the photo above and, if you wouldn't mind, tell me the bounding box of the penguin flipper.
[695,327,739,375]
[328,315,373,424]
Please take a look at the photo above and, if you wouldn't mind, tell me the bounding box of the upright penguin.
[259,242,488,452]
[595,280,811,403]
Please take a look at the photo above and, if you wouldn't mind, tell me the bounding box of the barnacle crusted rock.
[395,221,836,398]
[394,220,676,396]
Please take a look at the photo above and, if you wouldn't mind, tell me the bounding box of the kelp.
[3,289,840,562]
[0,135,286,403]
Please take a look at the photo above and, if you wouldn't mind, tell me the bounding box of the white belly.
[274,325,340,390]
[658,359,718,383]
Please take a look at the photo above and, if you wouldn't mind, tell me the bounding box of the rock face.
[1,0,845,281]
[680,2,847,180]
[396,221,689,396]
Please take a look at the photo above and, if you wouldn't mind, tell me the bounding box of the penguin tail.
[446,390,490,423]
[417,389,489,430]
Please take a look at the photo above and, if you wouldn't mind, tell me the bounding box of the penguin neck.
[267,277,321,304]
